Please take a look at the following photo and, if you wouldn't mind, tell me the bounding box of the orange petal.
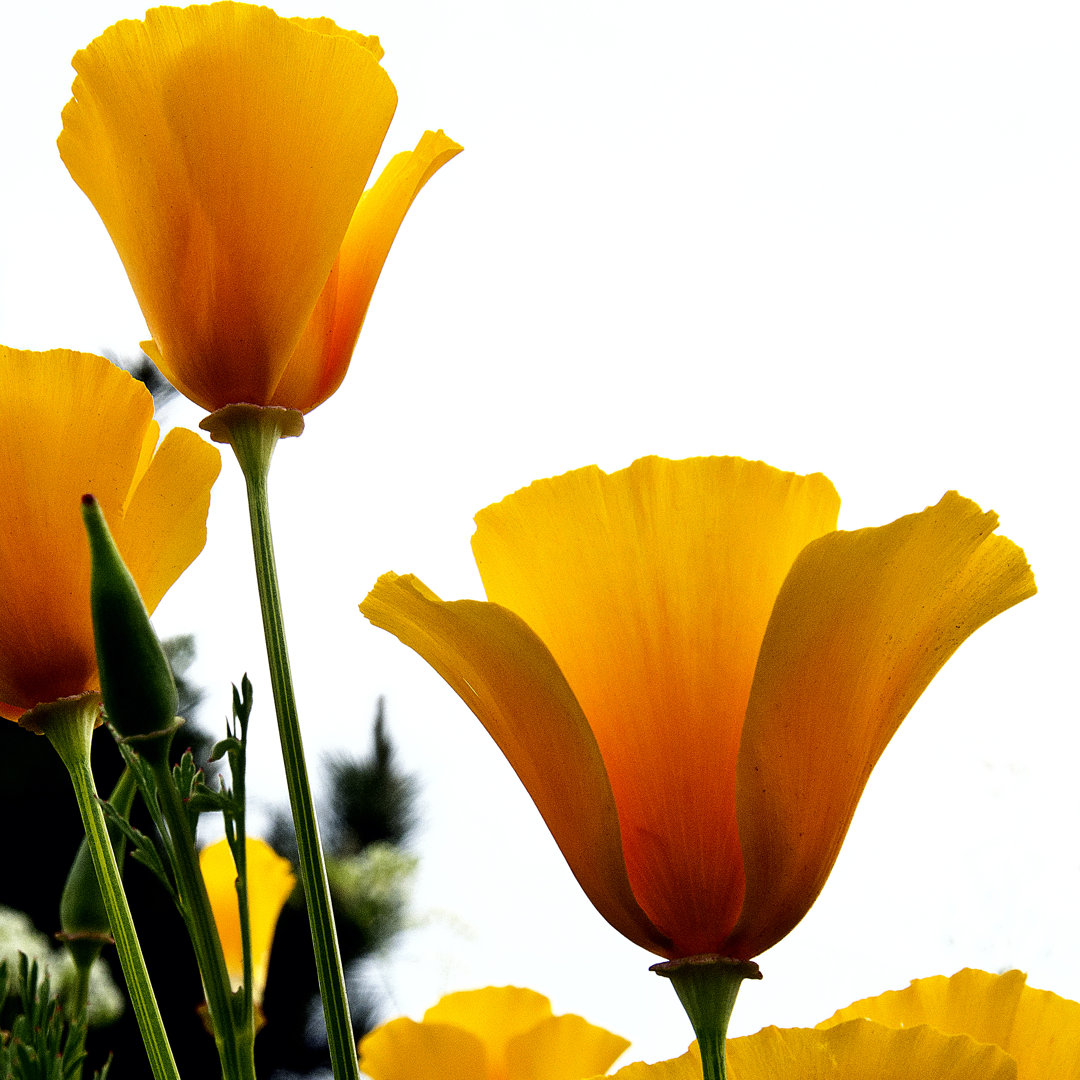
[819,969,1080,1079]
[471,457,840,954]
[359,1017,487,1080]
[725,1021,1017,1080]
[360,573,670,955]
[506,1012,631,1080]
[272,129,462,412]
[59,4,397,411]
[0,348,155,712]
[730,493,1036,958]
[111,426,221,615]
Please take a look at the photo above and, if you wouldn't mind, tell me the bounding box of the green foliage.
[0,956,110,1080]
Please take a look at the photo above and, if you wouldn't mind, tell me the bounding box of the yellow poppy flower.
[596,970,1078,1079]
[59,3,461,415]
[358,986,630,1080]
[0,347,219,724]
[818,968,1080,1077]
[600,1023,1017,1080]
[360,457,1035,960]
[199,837,296,1006]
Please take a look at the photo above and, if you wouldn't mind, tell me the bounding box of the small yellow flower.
[59,3,461,415]
[199,837,296,1006]
[594,970,1079,1079]
[0,347,219,725]
[358,986,630,1080]
[361,457,1035,961]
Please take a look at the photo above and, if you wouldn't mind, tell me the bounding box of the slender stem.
[204,404,359,1080]
[40,696,181,1080]
[652,955,762,1080]
[154,762,256,1080]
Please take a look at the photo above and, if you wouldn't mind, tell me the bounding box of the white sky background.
[2,0,1079,1068]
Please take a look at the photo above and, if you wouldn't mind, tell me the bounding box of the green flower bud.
[81,495,179,767]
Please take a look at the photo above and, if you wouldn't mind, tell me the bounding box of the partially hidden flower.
[0,347,219,726]
[358,986,630,1080]
[360,457,1035,961]
[199,837,296,1007]
[59,3,461,415]
[817,968,1080,1078]
[592,970,1079,1079]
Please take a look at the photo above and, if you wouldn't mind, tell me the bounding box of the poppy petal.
[359,1017,487,1080]
[360,572,670,955]
[425,987,552,1066]
[819,969,1080,1078]
[731,492,1037,958]
[725,1021,1017,1080]
[506,1013,631,1080]
[0,349,155,711]
[471,457,840,954]
[272,129,463,411]
[59,4,397,410]
[111,426,221,616]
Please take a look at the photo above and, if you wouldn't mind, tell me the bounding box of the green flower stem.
[652,955,762,1080]
[36,695,181,1080]
[203,404,360,1080]
[152,759,256,1080]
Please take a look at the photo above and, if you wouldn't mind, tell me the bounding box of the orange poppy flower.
[0,347,219,725]
[360,457,1035,960]
[59,3,461,415]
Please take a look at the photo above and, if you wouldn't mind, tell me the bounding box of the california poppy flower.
[595,970,1078,1079]
[58,3,461,415]
[358,986,630,1080]
[0,347,220,724]
[360,457,1035,961]
[200,837,296,1007]
[818,968,1080,1078]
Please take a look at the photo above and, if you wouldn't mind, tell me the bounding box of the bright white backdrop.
[2,0,1078,1068]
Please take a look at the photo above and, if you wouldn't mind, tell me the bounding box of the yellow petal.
[425,987,554,1066]
[360,573,670,955]
[199,837,296,1003]
[59,4,397,411]
[506,1013,631,1080]
[596,1044,701,1080]
[272,129,463,412]
[730,492,1036,958]
[111,426,221,615]
[471,456,839,954]
[725,1021,1017,1080]
[358,1017,487,1080]
[819,969,1080,1079]
[0,349,153,713]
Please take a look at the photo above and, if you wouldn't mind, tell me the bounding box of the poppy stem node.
[200,403,305,460]
[651,954,762,1080]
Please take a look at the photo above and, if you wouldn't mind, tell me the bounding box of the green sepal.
[81,496,178,769]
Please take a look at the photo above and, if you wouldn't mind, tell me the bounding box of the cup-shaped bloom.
[59,3,462,415]
[199,837,296,1006]
[361,457,1035,960]
[0,347,219,724]
[358,986,630,1080]
[595,970,1079,1079]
